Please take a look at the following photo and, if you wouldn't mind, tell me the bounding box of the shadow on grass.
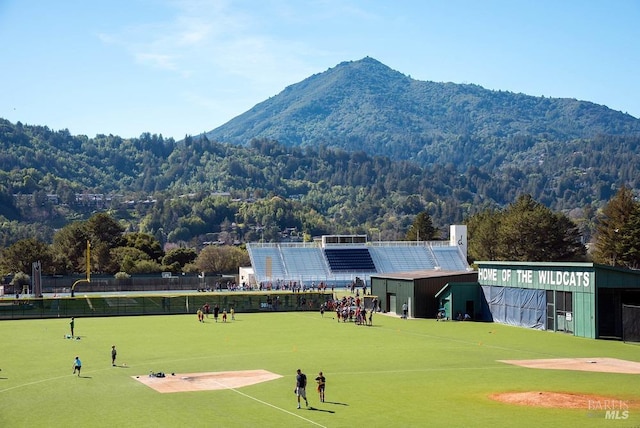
[307,407,335,413]
[324,401,349,406]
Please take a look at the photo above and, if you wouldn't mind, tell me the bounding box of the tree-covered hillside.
[0,117,638,250]
[204,57,640,164]
[2,58,640,249]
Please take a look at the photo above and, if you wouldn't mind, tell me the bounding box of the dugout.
[476,261,640,340]
[370,270,478,319]
[435,282,484,321]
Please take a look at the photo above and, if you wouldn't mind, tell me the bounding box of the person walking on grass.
[315,371,326,402]
[72,356,82,376]
[111,345,117,367]
[295,369,309,409]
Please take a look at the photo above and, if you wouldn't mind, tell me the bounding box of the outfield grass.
[0,311,638,427]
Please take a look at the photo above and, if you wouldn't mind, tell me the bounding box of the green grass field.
[0,310,638,427]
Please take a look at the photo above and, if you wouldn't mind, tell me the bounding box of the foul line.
[0,365,120,394]
[209,378,326,427]
[1,369,326,427]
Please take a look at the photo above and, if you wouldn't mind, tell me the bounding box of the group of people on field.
[258,279,333,292]
[68,318,120,377]
[196,302,235,322]
[321,296,374,326]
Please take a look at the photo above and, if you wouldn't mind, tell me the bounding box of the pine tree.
[466,194,585,262]
[592,186,637,266]
[405,211,437,241]
[467,209,501,262]
[614,203,640,269]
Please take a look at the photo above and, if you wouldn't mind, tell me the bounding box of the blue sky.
[1,0,638,140]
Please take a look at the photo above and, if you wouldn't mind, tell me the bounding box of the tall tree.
[162,247,198,272]
[405,211,437,241]
[467,194,585,262]
[0,238,53,275]
[51,213,124,274]
[122,232,164,262]
[617,204,640,269]
[592,186,637,266]
[85,213,124,273]
[467,209,501,262]
[498,195,554,261]
[52,222,90,274]
[196,246,250,274]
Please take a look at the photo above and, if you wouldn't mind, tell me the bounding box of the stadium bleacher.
[324,248,376,272]
[431,246,469,271]
[246,229,469,287]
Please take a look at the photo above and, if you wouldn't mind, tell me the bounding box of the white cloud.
[98,1,332,78]
[135,52,179,71]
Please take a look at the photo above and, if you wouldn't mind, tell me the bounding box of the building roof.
[371,269,476,281]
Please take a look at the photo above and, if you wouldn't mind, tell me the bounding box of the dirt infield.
[491,358,640,409]
[490,391,640,409]
[133,369,282,393]
[498,357,640,374]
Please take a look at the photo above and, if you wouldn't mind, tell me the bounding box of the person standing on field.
[69,317,75,337]
[72,356,82,376]
[213,304,220,322]
[111,345,117,366]
[295,369,309,409]
[315,371,326,402]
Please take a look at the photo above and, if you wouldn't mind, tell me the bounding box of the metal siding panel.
[573,292,596,338]
[390,279,412,315]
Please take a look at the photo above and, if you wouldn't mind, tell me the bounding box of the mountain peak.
[204,58,640,156]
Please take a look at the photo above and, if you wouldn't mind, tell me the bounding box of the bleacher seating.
[281,247,330,278]
[431,246,468,271]
[324,248,376,272]
[247,245,287,280]
[247,239,469,286]
[369,246,436,273]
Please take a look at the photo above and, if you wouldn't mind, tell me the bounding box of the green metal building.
[370,270,478,319]
[372,261,640,341]
[435,282,483,321]
[474,261,640,340]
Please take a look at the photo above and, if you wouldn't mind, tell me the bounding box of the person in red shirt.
[315,371,326,402]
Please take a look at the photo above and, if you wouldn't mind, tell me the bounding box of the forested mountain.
[1,58,640,249]
[204,57,640,164]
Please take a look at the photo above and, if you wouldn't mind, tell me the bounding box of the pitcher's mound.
[498,357,640,374]
[490,391,640,409]
[133,369,282,393]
